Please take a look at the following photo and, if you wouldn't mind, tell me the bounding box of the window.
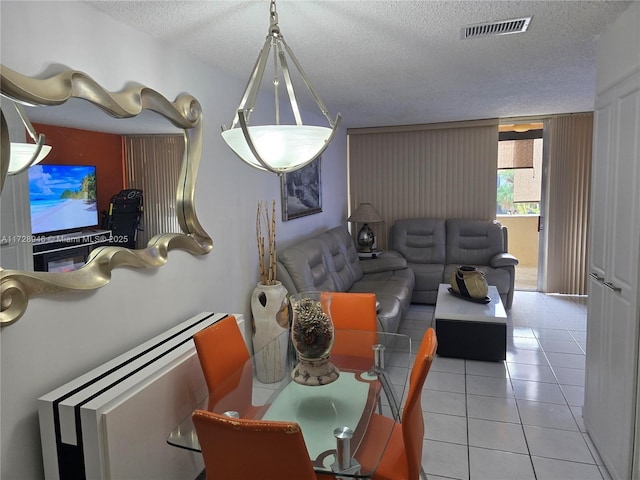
[496,130,543,215]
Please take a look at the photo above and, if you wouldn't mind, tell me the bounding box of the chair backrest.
[327,292,378,369]
[192,410,318,480]
[329,292,377,331]
[193,315,255,414]
[403,328,438,480]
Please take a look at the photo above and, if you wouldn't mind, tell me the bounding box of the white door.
[584,70,640,480]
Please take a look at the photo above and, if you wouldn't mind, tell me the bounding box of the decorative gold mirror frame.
[0,65,212,326]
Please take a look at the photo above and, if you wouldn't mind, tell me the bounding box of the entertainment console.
[32,229,112,272]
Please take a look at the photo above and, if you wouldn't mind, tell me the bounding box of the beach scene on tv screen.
[29,165,98,235]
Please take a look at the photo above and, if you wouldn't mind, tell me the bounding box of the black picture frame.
[281,157,322,221]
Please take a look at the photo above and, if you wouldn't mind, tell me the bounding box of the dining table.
[167,328,413,478]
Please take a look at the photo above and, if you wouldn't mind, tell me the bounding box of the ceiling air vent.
[461,17,532,39]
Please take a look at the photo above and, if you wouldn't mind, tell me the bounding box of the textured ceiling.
[86,0,632,128]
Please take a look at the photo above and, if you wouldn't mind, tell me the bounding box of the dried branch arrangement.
[256,200,277,285]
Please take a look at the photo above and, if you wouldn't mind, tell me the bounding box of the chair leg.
[420,466,428,480]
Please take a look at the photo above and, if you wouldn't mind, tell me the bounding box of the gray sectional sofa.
[276,219,517,335]
[276,226,414,333]
[390,218,518,308]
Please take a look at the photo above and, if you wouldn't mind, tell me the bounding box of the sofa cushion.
[277,241,337,293]
[349,268,415,333]
[391,218,446,264]
[350,269,414,303]
[361,256,408,274]
[321,226,364,288]
[410,263,445,292]
[315,230,359,292]
[446,219,505,265]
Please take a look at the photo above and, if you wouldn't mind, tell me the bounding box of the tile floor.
[398,290,611,480]
[514,266,538,291]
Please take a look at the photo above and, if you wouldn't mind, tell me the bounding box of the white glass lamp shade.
[9,142,52,174]
[222,124,332,174]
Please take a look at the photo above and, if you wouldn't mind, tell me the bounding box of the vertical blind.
[545,114,593,294]
[347,120,499,249]
[124,135,184,248]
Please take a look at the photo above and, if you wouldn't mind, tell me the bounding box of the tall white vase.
[251,281,290,383]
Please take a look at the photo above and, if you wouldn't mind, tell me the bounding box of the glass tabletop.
[167,328,412,478]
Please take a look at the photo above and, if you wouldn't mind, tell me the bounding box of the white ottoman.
[434,284,507,362]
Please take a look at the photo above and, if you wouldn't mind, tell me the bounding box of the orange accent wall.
[34,123,126,226]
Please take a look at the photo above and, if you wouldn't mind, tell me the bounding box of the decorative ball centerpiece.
[290,291,339,386]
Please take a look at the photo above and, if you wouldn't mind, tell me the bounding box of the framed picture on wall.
[281,157,322,221]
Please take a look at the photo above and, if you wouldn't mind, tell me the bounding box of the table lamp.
[347,203,383,253]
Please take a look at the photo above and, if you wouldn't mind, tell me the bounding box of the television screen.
[28,164,98,235]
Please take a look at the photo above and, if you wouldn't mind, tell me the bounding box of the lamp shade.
[8,142,51,175]
[5,100,52,175]
[222,125,333,173]
[347,203,383,224]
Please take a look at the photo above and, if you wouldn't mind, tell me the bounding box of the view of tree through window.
[496,135,543,215]
[497,169,540,215]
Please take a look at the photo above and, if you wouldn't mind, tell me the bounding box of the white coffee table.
[434,283,507,361]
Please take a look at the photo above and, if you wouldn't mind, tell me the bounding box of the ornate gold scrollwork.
[0,65,212,326]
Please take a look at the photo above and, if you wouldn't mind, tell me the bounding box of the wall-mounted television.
[28,164,98,235]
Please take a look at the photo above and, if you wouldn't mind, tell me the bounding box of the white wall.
[0,2,347,479]
[595,2,640,94]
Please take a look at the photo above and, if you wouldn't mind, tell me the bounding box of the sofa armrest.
[490,253,519,268]
[361,256,408,274]
[360,257,407,274]
[379,249,404,259]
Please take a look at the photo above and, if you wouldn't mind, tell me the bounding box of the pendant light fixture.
[4,100,51,175]
[221,0,341,175]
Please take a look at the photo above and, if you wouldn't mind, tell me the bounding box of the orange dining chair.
[329,291,378,331]
[328,292,378,369]
[357,327,438,480]
[193,315,257,417]
[192,410,334,480]
[329,291,401,417]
